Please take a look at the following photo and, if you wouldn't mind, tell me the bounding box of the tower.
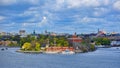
[98,28,99,33]
[33,30,36,35]
[45,30,47,34]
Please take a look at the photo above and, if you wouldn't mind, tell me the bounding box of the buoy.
[1,48,4,51]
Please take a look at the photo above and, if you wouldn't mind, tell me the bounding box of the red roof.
[68,35,82,42]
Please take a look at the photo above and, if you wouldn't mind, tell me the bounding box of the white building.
[111,41,120,46]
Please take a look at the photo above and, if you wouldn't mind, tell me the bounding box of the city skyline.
[0,0,120,33]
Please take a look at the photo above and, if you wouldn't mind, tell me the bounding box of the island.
[0,30,115,54]
[16,32,97,54]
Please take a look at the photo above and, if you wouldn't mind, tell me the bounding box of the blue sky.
[0,0,120,34]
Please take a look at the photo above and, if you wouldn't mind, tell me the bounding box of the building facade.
[68,33,82,50]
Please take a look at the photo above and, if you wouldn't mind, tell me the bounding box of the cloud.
[0,0,40,6]
[22,22,35,27]
[54,0,65,10]
[21,16,48,27]
[103,0,109,5]
[38,16,48,27]
[19,9,39,17]
[0,0,16,5]
[105,15,120,22]
[19,6,55,27]
[51,0,110,10]
[113,1,120,11]
[0,22,16,31]
[0,16,6,21]
[4,22,15,27]
[76,16,105,23]
[25,0,40,5]
[93,7,109,17]
[66,0,100,8]
[0,0,120,33]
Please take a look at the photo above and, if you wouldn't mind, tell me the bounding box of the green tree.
[90,44,95,51]
[101,38,110,45]
[22,42,32,51]
[64,41,69,47]
[94,37,110,45]
[35,42,41,51]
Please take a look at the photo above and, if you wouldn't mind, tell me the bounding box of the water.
[0,47,120,68]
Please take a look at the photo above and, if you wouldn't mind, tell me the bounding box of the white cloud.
[53,0,65,11]
[0,16,6,21]
[38,16,48,27]
[6,22,15,26]
[93,7,109,17]
[103,0,109,5]
[20,10,39,17]
[113,1,120,11]
[0,0,40,5]
[67,0,100,8]
[42,0,101,11]
[1,22,16,27]
[43,16,47,20]
[81,17,99,23]
[0,0,16,5]
[53,0,110,9]
[22,22,36,27]
[74,16,105,24]
[23,0,40,5]
[19,6,57,28]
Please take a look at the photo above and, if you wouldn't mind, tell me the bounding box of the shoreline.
[7,46,120,54]
[16,50,43,53]
[16,49,76,54]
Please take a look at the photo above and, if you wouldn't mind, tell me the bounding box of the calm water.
[0,47,120,68]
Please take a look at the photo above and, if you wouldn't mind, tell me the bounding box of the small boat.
[6,48,8,50]
[61,49,75,54]
[44,51,60,54]
[1,48,4,51]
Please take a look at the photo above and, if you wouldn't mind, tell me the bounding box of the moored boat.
[61,49,75,54]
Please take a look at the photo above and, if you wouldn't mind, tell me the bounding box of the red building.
[46,47,74,52]
[68,34,82,42]
[68,33,82,50]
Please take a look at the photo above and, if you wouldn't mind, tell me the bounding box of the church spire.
[33,30,36,35]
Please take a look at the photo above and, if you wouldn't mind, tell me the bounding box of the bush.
[22,42,41,51]
[94,38,110,45]
[35,42,40,51]
[8,42,17,47]
[22,42,32,51]
[90,44,95,51]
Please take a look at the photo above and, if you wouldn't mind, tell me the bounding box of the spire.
[74,32,76,35]
[45,30,47,33]
[33,30,36,35]
[98,28,99,33]
[72,32,77,38]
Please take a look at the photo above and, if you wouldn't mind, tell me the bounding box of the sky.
[0,0,120,34]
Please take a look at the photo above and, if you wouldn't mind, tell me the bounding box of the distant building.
[68,33,82,50]
[46,47,74,52]
[19,30,25,35]
[19,30,27,37]
[111,40,120,46]
[33,30,36,35]
[0,32,6,36]
[31,30,38,39]
[96,29,106,37]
